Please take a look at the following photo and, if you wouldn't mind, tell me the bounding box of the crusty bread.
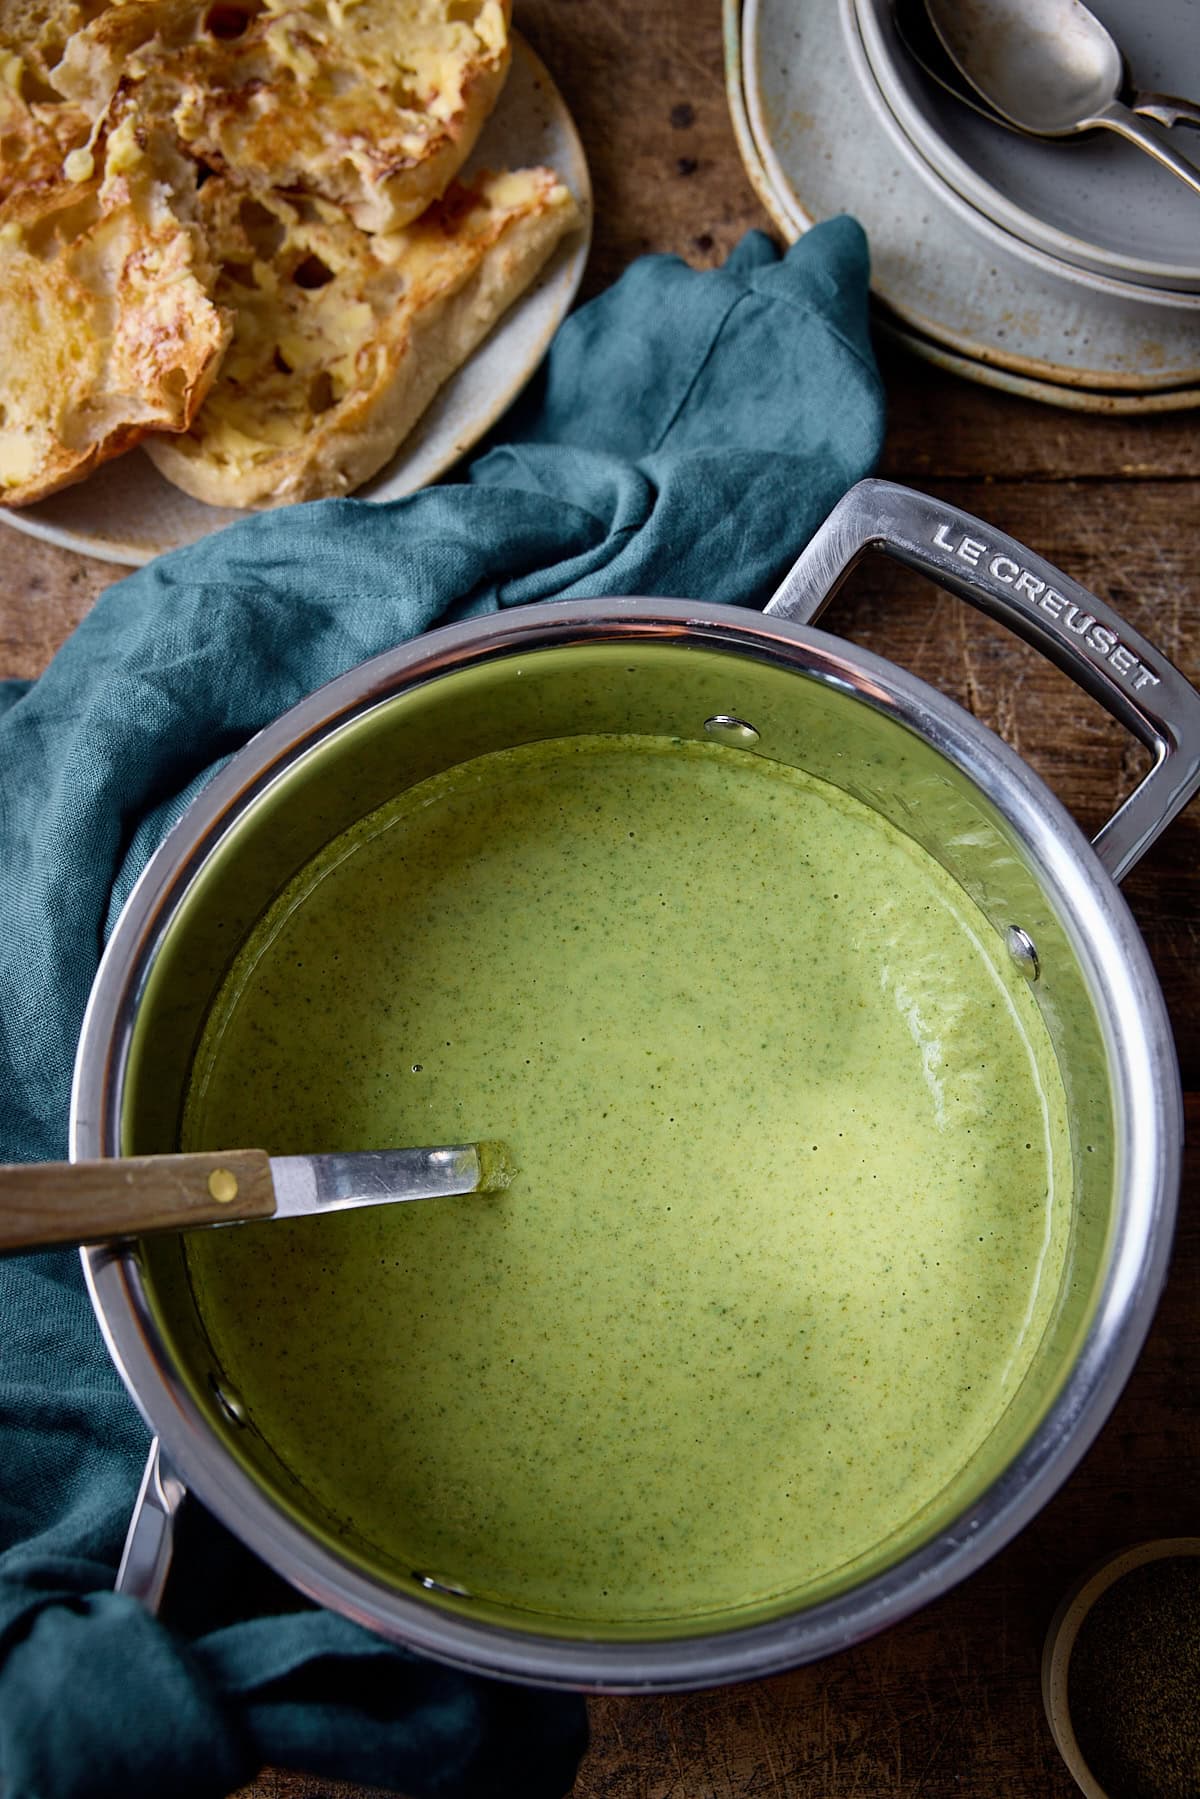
[0,0,93,204]
[0,0,87,87]
[52,0,512,233]
[0,0,570,513]
[0,96,90,208]
[142,165,581,507]
[0,106,230,506]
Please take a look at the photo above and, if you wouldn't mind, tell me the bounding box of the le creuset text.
[931,522,1161,694]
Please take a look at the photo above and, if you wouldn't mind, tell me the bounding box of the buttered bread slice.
[52,0,512,233]
[0,108,230,507]
[142,165,581,508]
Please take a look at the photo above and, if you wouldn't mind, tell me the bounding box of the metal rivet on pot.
[703,715,760,745]
[210,1377,248,1426]
[1006,926,1041,982]
[413,1571,472,1597]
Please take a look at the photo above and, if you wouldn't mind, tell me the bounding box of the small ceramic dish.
[1042,1536,1200,1797]
[0,33,592,569]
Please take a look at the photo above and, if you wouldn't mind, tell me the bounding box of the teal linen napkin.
[0,220,884,1798]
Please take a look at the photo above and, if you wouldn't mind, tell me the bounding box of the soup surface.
[182,734,1071,1622]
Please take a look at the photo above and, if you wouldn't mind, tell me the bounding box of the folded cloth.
[0,220,885,1799]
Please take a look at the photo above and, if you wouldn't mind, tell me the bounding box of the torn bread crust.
[51,0,513,232]
[0,2,94,205]
[142,166,581,508]
[0,93,92,207]
[0,105,231,507]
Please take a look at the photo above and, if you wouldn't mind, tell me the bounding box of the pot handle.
[765,478,1200,883]
[114,1436,186,1614]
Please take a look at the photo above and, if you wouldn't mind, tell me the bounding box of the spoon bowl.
[943,0,1123,136]
[893,0,1200,138]
[924,0,1200,199]
[893,0,1016,128]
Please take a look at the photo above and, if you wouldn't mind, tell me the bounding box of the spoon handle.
[1131,91,1200,134]
[1090,100,1200,200]
[0,1149,277,1253]
[0,1142,509,1254]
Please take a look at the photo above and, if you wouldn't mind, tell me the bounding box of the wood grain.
[0,1150,276,1252]
[0,530,118,684]
[3,0,1198,1794]
[878,343,1200,480]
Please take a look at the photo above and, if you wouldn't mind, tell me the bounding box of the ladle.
[923,0,1200,200]
[0,1141,512,1254]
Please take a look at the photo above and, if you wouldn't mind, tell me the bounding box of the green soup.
[182,734,1071,1622]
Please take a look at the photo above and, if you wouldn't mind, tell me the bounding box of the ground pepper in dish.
[1067,1555,1200,1799]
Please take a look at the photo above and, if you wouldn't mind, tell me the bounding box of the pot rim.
[72,596,1181,1691]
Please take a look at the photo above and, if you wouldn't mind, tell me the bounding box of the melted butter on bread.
[0,4,93,205]
[0,105,230,506]
[143,166,581,506]
[0,1,577,511]
[52,0,512,232]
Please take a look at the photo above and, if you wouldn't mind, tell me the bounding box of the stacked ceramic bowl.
[725,0,1200,411]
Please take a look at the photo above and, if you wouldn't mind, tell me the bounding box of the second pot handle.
[765,479,1200,883]
[115,1437,186,1614]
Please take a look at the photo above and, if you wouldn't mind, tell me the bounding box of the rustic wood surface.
[4,0,1197,1793]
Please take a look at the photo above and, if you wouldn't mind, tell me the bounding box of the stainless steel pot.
[72,480,1200,1690]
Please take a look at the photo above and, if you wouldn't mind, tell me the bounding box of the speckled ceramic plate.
[730,0,1200,402]
[872,316,1200,412]
[855,0,1200,294]
[0,33,591,569]
[723,2,1200,411]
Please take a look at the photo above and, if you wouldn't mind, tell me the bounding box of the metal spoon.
[924,0,1200,200]
[894,0,1200,137]
[0,1141,513,1254]
[50,1141,510,1612]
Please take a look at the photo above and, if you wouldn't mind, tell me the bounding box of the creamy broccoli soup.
[182,734,1071,1621]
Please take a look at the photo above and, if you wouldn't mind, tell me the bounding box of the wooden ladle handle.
[0,1149,276,1253]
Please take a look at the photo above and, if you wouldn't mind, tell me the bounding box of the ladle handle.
[765,479,1200,882]
[0,1149,275,1253]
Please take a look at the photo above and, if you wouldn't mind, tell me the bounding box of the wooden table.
[7,3,1197,1793]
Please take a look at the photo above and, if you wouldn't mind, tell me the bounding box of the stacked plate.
[725,0,1200,411]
